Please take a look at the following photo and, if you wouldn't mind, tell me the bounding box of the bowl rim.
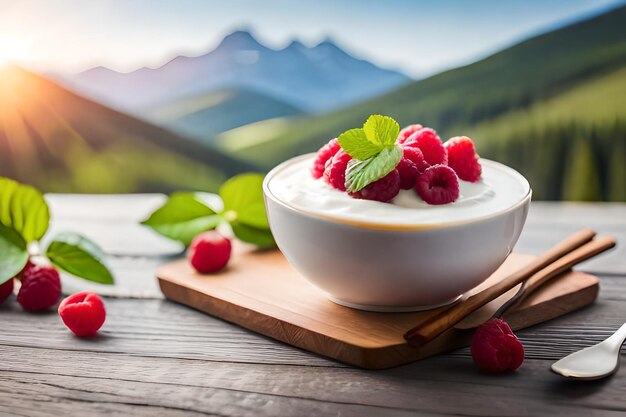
[263,153,532,232]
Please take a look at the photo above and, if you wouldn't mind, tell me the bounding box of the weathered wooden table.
[1,195,625,416]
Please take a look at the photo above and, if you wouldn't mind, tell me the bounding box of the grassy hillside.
[470,67,626,140]
[0,66,256,193]
[144,88,304,141]
[473,67,626,200]
[215,117,301,152]
[228,6,626,164]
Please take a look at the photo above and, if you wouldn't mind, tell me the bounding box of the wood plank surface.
[157,250,599,369]
[1,278,625,416]
[0,195,624,416]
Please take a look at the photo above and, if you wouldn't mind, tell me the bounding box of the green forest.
[481,121,625,201]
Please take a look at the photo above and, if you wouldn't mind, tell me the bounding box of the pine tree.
[562,138,602,201]
[607,127,626,201]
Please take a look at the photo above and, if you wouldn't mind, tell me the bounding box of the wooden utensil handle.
[511,235,616,308]
[404,229,597,347]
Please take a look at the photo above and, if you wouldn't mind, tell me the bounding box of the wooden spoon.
[404,229,597,347]
[455,235,617,329]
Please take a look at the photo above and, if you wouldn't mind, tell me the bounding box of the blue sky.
[0,0,624,77]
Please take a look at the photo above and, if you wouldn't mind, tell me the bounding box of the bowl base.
[326,294,463,313]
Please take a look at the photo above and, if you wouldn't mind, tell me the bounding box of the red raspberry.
[323,149,352,191]
[397,147,428,190]
[396,158,418,190]
[188,231,232,273]
[444,136,482,183]
[0,278,14,305]
[17,265,61,311]
[349,169,400,203]
[58,291,106,336]
[311,138,340,179]
[18,260,37,277]
[471,318,525,373]
[404,146,429,172]
[415,164,460,205]
[397,124,423,144]
[403,128,447,166]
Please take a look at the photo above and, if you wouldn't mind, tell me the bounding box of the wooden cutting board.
[157,247,599,369]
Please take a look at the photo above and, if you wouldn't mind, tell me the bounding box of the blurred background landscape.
[0,0,624,200]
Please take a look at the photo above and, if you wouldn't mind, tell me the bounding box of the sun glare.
[0,35,31,68]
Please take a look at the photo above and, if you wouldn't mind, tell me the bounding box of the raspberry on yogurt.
[349,169,400,202]
[311,138,340,179]
[323,150,352,191]
[403,128,448,166]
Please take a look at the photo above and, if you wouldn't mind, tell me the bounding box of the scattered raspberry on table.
[0,278,14,305]
[58,291,106,336]
[188,231,232,273]
[471,318,525,373]
[17,264,61,311]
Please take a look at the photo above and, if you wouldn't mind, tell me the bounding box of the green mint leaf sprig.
[337,115,402,192]
[141,193,222,246]
[142,173,275,249]
[230,221,276,249]
[0,177,49,242]
[345,146,403,193]
[220,174,269,229]
[0,176,114,285]
[0,224,29,284]
[46,233,114,285]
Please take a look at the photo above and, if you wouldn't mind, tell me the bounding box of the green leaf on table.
[141,193,222,246]
[337,128,382,161]
[230,221,276,249]
[0,224,29,284]
[45,232,114,285]
[363,114,400,147]
[219,173,270,229]
[0,177,49,242]
[345,145,403,193]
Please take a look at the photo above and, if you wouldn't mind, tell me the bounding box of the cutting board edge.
[157,271,599,370]
[158,277,373,367]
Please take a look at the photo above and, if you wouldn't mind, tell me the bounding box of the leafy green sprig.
[0,177,114,285]
[141,173,275,248]
[338,114,403,192]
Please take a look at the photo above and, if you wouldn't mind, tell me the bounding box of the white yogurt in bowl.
[263,153,532,312]
[267,154,530,229]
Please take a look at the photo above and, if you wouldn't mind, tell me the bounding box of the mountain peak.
[315,37,341,50]
[284,40,306,51]
[62,27,409,113]
[78,65,121,77]
[218,30,261,50]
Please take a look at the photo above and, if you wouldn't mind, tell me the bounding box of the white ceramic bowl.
[263,155,531,312]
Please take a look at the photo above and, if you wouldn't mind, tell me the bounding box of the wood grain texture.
[2,289,626,416]
[0,196,623,416]
[157,248,599,369]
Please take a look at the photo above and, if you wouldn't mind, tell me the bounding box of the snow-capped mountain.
[58,30,410,114]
